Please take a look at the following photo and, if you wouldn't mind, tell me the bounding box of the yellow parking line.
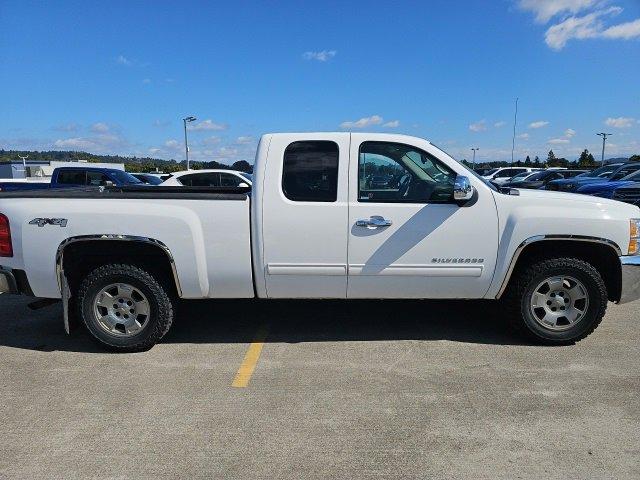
[232,325,269,388]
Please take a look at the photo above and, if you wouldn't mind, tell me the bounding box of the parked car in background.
[160,169,251,187]
[503,171,538,183]
[545,163,627,192]
[131,173,163,185]
[0,167,144,191]
[612,184,640,206]
[482,167,541,185]
[502,169,589,190]
[576,168,640,198]
[474,167,493,176]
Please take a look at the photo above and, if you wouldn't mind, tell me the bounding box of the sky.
[1,0,639,164]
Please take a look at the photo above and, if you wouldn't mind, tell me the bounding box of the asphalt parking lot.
[0,294,638,479]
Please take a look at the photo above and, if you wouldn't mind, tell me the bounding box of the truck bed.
[0,185,254,299]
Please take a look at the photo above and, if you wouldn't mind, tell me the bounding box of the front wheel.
[77,264,175,352]
[503,257,608,344]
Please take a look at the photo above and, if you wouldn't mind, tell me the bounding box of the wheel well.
[60,240,180,297]
[504,240,621,302]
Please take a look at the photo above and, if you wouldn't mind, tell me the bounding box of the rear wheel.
[503,257,607,344]
[77,264,174,352]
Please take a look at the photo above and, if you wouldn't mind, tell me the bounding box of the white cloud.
[90,122,110,133]
[54,138,97,150]
[53,123,79,132]
[564,128,576,137]
[152,119,170,128]
[469,120,487,132]
[164,139,181,149]
[605,116,635,128]
[382,120,400,128]
[302,50,336,62]
[517,133,530,140]
[545,7,622,50]
[518,0,599,23]
[116,55,132,66]
[189,119,227,131]
[529,120,549,129]
[202,136,221,146]
[601,18,640,39]
[340,115,384,129]
[548,137,570,144]
[235,136,254,144]
[518,1,640,50]
[494,121,506,128]
[54,132,129,153]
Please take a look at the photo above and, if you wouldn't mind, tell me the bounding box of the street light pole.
[596,132,612,167]
[183,116,197,170]
[471,147,479,168]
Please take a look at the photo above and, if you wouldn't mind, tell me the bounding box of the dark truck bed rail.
[0,185,251,200]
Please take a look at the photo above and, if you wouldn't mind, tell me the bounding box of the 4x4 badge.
[29,218,68,228]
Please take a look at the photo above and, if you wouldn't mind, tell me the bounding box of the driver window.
[358,141,456,203]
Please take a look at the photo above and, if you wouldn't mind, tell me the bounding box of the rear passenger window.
[282,141,338,202]
[179,173,220,187]
[57,170,86,185]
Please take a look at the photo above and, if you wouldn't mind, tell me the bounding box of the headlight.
[629,219,640,255]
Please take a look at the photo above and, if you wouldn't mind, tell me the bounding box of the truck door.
[261,133,350,298]
[346,134,498,298]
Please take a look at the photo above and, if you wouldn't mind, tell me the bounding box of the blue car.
[545,162,626,192]
[576,168,640,198]
[612,183,640,205]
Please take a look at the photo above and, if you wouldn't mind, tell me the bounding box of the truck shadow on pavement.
[0,295,526,353]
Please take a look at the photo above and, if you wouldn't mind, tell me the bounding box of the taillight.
[0,214,12,257]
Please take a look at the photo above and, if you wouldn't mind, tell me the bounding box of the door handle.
[356,216,393,228]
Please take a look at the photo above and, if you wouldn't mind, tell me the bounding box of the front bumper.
[0,266,19,294]
[619,256,640,304]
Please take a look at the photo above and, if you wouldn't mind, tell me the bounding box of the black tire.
[77,263,174,352]
[503,257,607,345]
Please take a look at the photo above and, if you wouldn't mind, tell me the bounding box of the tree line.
[466,149,639,169]
[0,150,253,173]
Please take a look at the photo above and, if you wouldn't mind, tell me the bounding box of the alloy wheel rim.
[529,275,589,331]
[92,283,151,337]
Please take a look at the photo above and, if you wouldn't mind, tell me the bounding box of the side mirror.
[238,182,249,188]
[453,175,474,201]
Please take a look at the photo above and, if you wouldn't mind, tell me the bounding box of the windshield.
[238,172,253,182]
[510,171,533,181]
[621,169,640,181]
[586,164,619,178]
[138,174,163,185]
[525,171,550,181]
[112,170,143,185]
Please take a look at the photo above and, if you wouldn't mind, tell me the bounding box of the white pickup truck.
[1,133,639,351]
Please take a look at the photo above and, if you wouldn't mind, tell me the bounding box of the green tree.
[547,150,556,163]
[578,149,596,167]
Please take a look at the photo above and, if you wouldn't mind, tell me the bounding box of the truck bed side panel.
[0,195,253,299]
